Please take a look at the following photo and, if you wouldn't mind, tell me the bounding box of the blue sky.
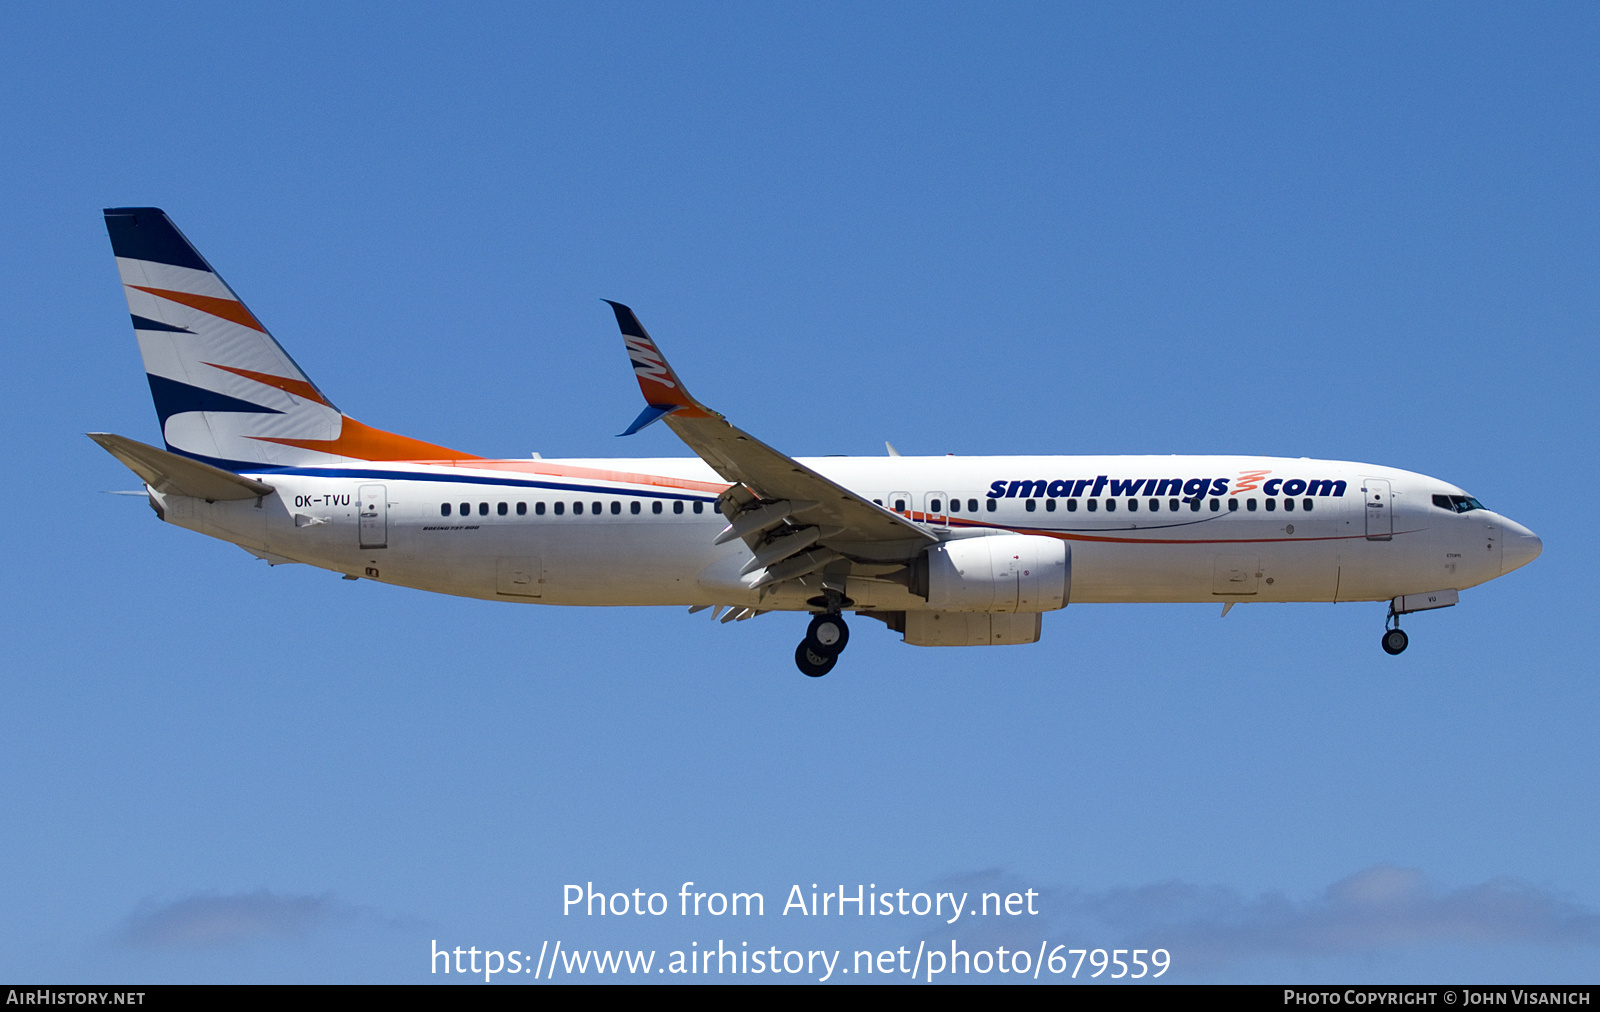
[2,2,1596,983]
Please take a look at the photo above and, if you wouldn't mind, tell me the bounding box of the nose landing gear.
[1382,608,1409,655]
[795,611,850,677]
[1382,627,1409,655]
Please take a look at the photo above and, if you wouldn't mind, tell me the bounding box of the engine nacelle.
[924,534,1070,613]
[903,611,1043,647]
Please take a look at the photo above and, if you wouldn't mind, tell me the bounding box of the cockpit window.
[1433,493,1486,513]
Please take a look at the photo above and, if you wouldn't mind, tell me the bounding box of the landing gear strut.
[1382,608,1409,655]
[795,609,850,677]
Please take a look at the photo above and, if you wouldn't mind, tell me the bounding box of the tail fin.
[103,208,476,471]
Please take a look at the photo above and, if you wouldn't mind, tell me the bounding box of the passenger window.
[611,501,621,515]
[1209,498,1219,511]
[592,501,602,514]
[930,498,942,513]
[497,502,507,516]
[894,498,906,512]
[1228,498,1239,511]
[968,499,978,512]
[1189,499,1201,512]
[986,500,997,513]
[535,502,546,515]
[1045,498,1056,512]
[460,502,470,516]
[630,501,641,514]
[1087,499,1098,512]
[1284,498,1295,512]
[516,502,527,515]
[1067,499,1078,512]
[694,501,704,514]
[1247,498,1257,511]
[873,499,883,506]
[574,501,584,515]
[1169,498,1179,511]
[673,501,684,514]
[479,502,489,516]
[1148,498,1159,511]
[441,503,451,516]
[1265,499,1276,512]
[1025,499,1036,512]
[554,502,565,515]
[1303,498,1314,511]
[1128,498,1138,512]
[652,501,662,514]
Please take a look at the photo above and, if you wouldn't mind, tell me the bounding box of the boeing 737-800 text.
[92,208,1542,676]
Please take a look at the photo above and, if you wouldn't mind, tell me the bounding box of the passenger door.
[1363,478,1392,541]
[358,484,388,549]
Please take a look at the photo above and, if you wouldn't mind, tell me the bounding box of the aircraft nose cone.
[1500,518,1543,574]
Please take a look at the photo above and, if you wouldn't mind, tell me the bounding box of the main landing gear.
[795,610,850,677]
[1382,609,1409,655]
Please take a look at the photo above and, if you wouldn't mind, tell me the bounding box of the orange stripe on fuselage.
[253,415,481,461]
[204,362,333,407]
[128,285,266,332]
[418,458,730,494]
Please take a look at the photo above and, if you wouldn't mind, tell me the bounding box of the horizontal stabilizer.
[87,432,275,501]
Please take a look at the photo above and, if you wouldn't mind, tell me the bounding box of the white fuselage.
[150,454,1540,614]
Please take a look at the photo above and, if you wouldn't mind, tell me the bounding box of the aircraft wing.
[605,302,936,579]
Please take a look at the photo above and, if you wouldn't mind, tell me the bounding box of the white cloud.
[928,866,1600,968]
[116,890,348,950]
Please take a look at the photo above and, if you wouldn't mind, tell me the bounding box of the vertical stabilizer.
[103,208,475,470]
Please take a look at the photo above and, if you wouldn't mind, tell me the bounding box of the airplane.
[92,207,1543,676]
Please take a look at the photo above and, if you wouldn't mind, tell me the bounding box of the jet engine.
[916,534,1071,613]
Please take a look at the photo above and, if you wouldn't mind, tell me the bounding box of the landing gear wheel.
[1382,628,1409,655]
[795,642,838,677]
[805,613,849,655]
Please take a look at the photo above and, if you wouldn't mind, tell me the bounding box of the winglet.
[619,402,678,437]
[604,300,714,434]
